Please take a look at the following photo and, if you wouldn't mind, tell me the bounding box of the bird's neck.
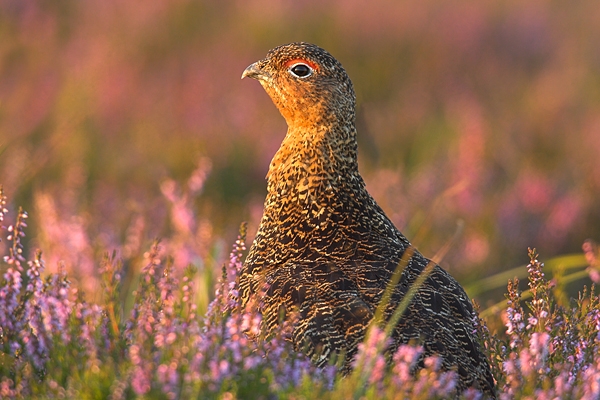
[266,123,359,195]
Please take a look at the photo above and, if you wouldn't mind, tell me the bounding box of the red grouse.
[239,42,495,396]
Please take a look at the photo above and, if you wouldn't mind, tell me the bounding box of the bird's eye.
[289,63,313,78]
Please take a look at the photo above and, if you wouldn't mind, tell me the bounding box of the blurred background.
[1,0,599,308]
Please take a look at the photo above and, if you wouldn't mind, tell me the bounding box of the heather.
[2,187,600,398]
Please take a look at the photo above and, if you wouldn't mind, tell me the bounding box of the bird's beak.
[241,62,269,80]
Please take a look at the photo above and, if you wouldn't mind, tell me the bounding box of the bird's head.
[242,42,356,131]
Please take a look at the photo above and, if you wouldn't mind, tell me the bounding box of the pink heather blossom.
[129,344,142,365]
[554,369,571,397]
[241,312,262,337]
[590,269,600,283]
[423,355,442,371]
[392,344,424,384]
[131,365,152,395]
[34,193,97,292]
[166,331,177,345]
[0,377,16,398]
[3,179,600,400]
[529,332,550,373]
[519,349,532,376]
[154,333,165,348]
[581,365,600,400]
[503,357,518,382]
[352,326,390,386]
[369,356,387,386]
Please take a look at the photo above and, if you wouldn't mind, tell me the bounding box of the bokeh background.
[1,0,599,307]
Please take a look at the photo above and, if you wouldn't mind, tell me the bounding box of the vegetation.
[1,188,599,398]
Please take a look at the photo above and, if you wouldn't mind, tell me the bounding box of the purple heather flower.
[243,354,262,371]
[157,362,180,395]
[527,316,538,328]
[462,387,483,400]
[20,324,46,371]
[208,359,230,382]
[434,370,458,396]
[3,209,28,271]
[506,308,525,339]
[0,268,23,335]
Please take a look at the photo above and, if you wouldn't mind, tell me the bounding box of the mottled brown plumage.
[240,42,495,396]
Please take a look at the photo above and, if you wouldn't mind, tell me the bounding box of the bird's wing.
[389,256,496,394]
[260,261,373,366]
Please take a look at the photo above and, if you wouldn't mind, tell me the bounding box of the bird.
[239,42,495,396]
